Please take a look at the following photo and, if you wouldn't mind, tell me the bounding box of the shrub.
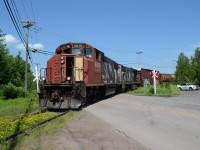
[1,83,26,99]
[148,86,154,94]
[128,83,180,96]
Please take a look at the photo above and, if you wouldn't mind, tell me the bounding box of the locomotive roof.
[55,42,104,54]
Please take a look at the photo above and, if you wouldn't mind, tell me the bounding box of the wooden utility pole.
[21,20,35,91]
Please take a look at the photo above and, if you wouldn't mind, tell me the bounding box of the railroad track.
[0,110,69,142]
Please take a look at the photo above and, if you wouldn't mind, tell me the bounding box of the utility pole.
[21,20,35,91]
[136,51,143,68]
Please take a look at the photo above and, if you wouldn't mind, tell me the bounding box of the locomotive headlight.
[67,76,71,81]
[42,77,46,81]
[61,60,65,64]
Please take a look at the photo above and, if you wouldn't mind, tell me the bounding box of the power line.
[4,0,35,65]
[30,48,54,55]
[4,0,26,45]
[20,0,29,19]
[33,25,136,54]
[10,0,26,36]
[29,0,36,21]
[7,0,173,72]
[10,0,35,66]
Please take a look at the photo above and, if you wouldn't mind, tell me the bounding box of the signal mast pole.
[136,51,143,68]
[21,20,35,91]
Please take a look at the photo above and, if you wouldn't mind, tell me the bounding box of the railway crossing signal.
[152,70,158,79]
[33,65,40,93]
[152,70,158,95]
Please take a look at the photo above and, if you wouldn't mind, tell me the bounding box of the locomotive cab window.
[84,48,92,58]
[63,49,71,54]
[56,49,62,54]
[72,48,81,55]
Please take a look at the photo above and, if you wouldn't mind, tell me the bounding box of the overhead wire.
[4,0,26,45]
[29,0,35,22]
[20,0,29,19]
[10,0,26,36]
[5,0,173,71]
[32,24,174,70]
[4,0,33,64]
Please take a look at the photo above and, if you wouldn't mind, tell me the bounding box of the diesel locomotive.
[39,42,139,109]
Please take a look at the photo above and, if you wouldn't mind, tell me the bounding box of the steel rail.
[0,111,68,141]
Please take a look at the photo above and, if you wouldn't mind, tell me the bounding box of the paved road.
[84,90,200,150]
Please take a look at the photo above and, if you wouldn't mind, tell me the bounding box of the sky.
[0,0,200,74]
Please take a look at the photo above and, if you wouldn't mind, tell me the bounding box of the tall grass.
[0,111,79,150]
[0,90,78,149]
[0,91,39,118]
[0,91,41,140]
[128,83,180,96]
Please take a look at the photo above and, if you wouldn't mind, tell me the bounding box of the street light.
[136,51,143,68]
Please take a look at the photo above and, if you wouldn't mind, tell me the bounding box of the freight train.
[39,42,139,109]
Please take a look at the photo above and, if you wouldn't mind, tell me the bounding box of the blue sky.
[1,0,200,74]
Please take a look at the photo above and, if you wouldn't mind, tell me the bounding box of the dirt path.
[39,110,146,150]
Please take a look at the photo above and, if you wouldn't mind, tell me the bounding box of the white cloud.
[2,34,45,54]
[15,43,44,51]
[15,43,25,50]
[31,43,44,50]
[4,34,19,45]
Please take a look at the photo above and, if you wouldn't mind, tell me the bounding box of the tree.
[0,29,35,91]
[0,29,13,84]
[191,47,200,83]
[10,51,26,87]
[175,52,191,83]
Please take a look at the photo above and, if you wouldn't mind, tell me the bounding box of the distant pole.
[153,74,156,95]
[22,20,35,91]
[136,51,142,68]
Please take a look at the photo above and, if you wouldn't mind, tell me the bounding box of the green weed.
[128,83,180,96]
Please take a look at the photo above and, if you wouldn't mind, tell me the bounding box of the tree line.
[0,29,35,99]
[175,47,200,84]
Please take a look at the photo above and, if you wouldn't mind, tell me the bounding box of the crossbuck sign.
[152,70,158,79]
[33,66,40,93]
[152,70,158,95]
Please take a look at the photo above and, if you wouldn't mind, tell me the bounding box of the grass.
[0,92,39,118]
[0,90,79,150]
[0,111,79,150]
[128,83,180,96]
[0,91,41,140]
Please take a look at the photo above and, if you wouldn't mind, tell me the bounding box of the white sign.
[152,70,158,95]
[33,66,40,93]
[152,70,158,78]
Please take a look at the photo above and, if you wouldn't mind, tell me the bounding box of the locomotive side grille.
[53,58,61,83]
